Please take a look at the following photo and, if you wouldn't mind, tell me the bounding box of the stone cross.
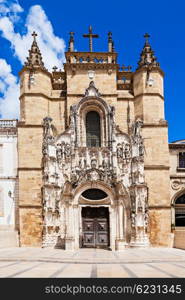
[32,31,37,42]
[83,26,99,52]
[144,33,150,44]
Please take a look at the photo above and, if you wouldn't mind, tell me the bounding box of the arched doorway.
[81,188,110,248]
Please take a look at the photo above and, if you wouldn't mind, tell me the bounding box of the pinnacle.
[24,32,46,70]
[137,33,160,69]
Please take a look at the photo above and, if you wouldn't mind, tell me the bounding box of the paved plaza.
[0,247,185,278]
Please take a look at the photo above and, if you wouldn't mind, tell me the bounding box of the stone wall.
[174,228,185,249]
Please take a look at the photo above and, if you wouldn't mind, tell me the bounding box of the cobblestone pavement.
[0,247,185,278]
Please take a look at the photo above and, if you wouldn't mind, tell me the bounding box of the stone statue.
[139,139,144,157]
[91,158,97,169]
[65,143,71,158]
[133,119,143,137]
[117,143,123,158]
[125,143,131,159]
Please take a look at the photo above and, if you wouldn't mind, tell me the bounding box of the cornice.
[117,97,134,101]
[65,51,118,55]
[19,66,52,78]
[18,167,42,171]
[17,123,43,128]
[19,93,66,101]
[0,176,17,180]
[143,122,168,128]
[144,165,170,170]
[169,144,185,149]
[19,205,42,209]
[134,66,164,77]
[148,206,171,209]
[170,175,185,179]
[134,93,164,101]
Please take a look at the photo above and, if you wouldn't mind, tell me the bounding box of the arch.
[73,180,116,205]
[71,180,132,250]
[79,101,106,147]
[171,188,185,205]
[172,190,185,227]
[76,94,110,113]
[71,94,114,148]
[86,111,101,147]
[175,194,185,227]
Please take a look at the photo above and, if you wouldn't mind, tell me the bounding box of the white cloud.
[0,3,66,70]
[0,1,66,119]
[0,0,23,22]
[0,58,19,119]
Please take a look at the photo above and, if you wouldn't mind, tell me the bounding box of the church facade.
[17,28,174,250]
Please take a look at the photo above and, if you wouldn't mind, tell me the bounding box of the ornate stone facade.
[17,28,173,249]
[41,82,149,249]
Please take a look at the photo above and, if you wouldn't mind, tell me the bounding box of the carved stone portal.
[41,82,149,249]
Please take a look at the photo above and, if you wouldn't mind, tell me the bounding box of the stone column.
[73,204,80,249]
[79,206,83,248]
[60,205,65,239]
[115,200,127,250]
[65,201,75,250]
[109,205,116,251]
[119,202,124,240]
[75,114,80,146]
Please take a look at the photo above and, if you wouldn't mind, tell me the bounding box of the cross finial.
[32,31,37,41]
[89,25,92,33]
[83,26,99,52]
[144,33,150,44]
[108,31,112,41]
[69,31,74,40]
[52,66,58,72]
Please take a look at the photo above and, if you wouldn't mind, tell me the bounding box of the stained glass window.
[86,111,101,147]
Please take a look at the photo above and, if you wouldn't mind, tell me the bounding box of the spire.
[68,32,75,52]
[137,33,160,69]
[24,31,46,69]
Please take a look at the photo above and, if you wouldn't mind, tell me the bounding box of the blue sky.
[0,0,185,142]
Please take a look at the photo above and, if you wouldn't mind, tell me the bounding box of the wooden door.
[82,207,109,248]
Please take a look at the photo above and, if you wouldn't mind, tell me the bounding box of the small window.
[179,152,185,168]
[82,189,107,200]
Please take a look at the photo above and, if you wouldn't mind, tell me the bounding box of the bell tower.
[18,32,52,246]
[133,34,172,246]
